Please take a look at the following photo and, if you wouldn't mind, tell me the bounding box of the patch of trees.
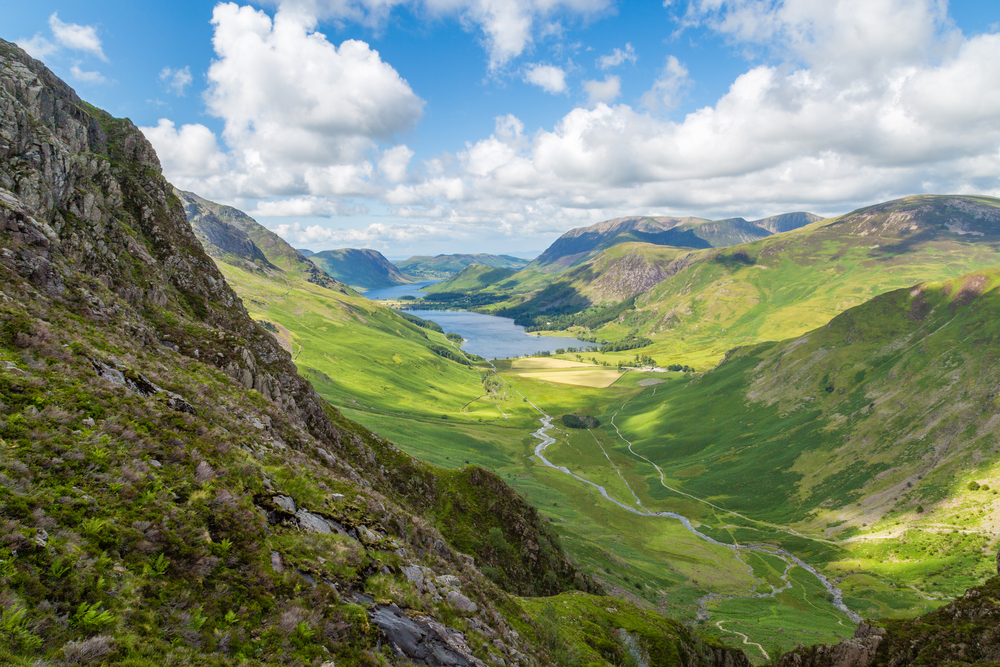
[445,333,464,343]
[421,292,507,307]
[508,296,638,332]
[714,250,756,266]
[600,335,652,352]
[665,364,695,372]
[561,413,600,429]
[398,310,444,333]
[619,354,657,368]
[428,344,470,365]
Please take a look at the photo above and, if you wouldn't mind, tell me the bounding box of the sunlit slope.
[525,212,821,272]
[218,261,487,416]
[421,264,521,293]
[180,193,487,416]
[616,268,1000,533]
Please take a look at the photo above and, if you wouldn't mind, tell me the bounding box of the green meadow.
[195,196,1000,661]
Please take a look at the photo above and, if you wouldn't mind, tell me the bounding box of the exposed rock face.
[587,251,695,302]
[370,605,486,666]
[0,38,367,458]
[182,196,275,267]
[776,623,885,667]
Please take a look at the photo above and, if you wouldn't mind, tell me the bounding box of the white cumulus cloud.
[523,63,567,93]
[17,12,107,73]
[143,2,424,202]
[278,0,612,69]
[49,13,107,61]
[582,75,620,105]
[140,119,229,181]
[379,145,415,182]
[144,0,1000,253]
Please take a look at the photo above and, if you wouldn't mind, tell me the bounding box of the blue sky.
[5,0,1000,256]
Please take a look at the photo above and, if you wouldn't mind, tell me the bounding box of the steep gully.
[520,392,861,659]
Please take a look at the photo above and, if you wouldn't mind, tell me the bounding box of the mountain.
[531,215,712,269]
[296,248,315,257]
[179,190,347,291]
[530,212,822,270]
[0,39,750,667]
[459,195,1000,368]
[307,247,410,290]
[395,253,530,279]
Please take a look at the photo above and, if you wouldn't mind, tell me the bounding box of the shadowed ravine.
[521,390,861,658]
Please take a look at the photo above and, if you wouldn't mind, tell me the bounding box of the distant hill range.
[307,248,411,290]
[395,253,530,279]
[532,212,823,270]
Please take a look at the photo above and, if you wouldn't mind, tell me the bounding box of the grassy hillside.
[531,216,711,270]
[775,572,1000,666]
[179,193,493,421]
[451,196,1000,369]
[396,253,530,279]
[308,248,410,290]
[422,265,522,294]
[621,268,1000,524]
[0,39,754,667]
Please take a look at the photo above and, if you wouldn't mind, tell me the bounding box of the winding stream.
[521,392,861,639]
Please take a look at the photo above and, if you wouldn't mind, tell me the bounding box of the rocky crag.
[0,39,749,666]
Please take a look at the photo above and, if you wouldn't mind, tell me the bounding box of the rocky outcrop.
[587,251,695,302]
[371,605,486,667]
[775,623,885,667]
[182,194,275,268]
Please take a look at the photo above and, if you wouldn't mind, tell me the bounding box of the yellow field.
[512,358,594,369]
[512,369,622,388]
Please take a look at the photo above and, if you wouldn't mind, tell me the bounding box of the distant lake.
[362,280,441,300]
[404,309,592,360]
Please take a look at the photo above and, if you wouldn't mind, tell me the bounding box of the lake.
[362,280,441,300]
[404,309,593,360]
